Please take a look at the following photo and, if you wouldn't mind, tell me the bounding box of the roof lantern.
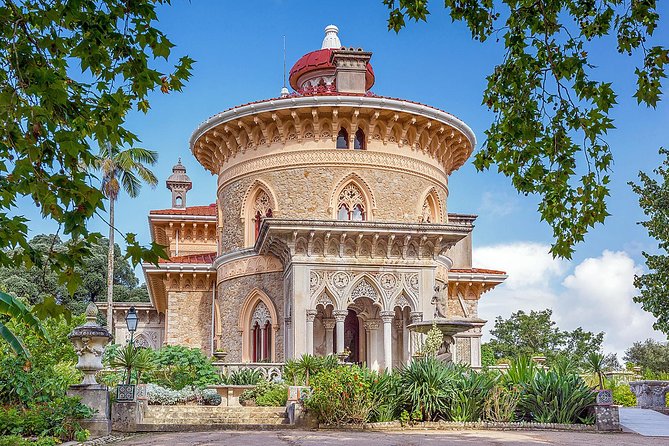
[166,158,192,209]
[288,25,374,95]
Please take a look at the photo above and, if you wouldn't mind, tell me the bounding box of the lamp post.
[125,306,138,346]
[124,306,139,385]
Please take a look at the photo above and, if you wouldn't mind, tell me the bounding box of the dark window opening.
[336,128,349,149]
[354,128,365,150]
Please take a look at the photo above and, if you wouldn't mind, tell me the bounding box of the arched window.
[354,128,365,150]
[252,190,273,241]
[251,301,272,362]
[337,183,366,221]
[420,190,441,223]
[336,128,349,149]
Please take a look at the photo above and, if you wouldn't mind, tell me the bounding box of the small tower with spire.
[166,158,192,208]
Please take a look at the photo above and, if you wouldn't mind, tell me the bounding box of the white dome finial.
[322,25,341,49]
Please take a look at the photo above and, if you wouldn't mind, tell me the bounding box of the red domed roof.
[289,48,375,92]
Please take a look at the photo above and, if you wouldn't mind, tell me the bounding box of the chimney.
[331,48,372,94]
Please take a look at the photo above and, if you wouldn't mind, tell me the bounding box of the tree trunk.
[106,198,115,332]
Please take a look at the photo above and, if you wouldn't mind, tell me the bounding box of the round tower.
[186,26,504,369]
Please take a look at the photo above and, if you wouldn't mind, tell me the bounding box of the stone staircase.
[136,405,291,431]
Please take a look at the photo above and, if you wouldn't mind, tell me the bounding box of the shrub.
[284,354,338,386]
[145,383,220,405]
[0,396,92,441]
[484,385,520,422]
[0,436,58,446]
[144,345,219,390]
[239,380,288,406]
[305,365,375,425]
[109,344,155,385]
[607,379,636,407]
[449,369,497,422]
[369,372,400,422]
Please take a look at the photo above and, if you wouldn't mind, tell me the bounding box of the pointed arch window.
[336,128,349,149]
[420,191,440,223]
[252,190,273,241]
[354,128,365,150]
[337,183,366,221]
[251,301,272,362]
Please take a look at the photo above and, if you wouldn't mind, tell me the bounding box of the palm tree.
[0,291,48,356]
[95,145,158,331]
[585,351,606,390]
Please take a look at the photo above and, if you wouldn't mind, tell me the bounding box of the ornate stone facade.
[130,25,506,370]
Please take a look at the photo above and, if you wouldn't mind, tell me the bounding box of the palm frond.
[0,321,27,356]
[120,171,142,198]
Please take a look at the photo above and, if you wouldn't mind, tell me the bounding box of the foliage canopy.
[383,0,667,258]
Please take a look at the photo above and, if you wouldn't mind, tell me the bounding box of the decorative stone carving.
[251,302,272,326]
[253,190,272,215]
[338,183,365,213]
[323,319,336,330]
[380,310,395,323]
[309,271,321,292]
[364,320,381,331]
[68,302,112,385]
[350,279,378,303]
[332,309,348,322]
[315,292,334,309]
[629,381,669,409]
[378,273,398,291]
[219,255,283,282]
[306,309,318,322]
[332,271,350,289]
[394,294,411,310]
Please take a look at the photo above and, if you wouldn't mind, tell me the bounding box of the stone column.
[409,311,423,357]
[323,319,336,355]
[333,310,348,354]
[402,315,410,364]
[365,319,381,371]
[260,326,266,360]
[380,311,394,372]
[305,310,317,355]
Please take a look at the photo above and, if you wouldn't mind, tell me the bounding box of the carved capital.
[409,311,423,324]
[333,309,348,322]
[323,318,336,330]
[306,309,317,322]
[364,319,381,331]
[380,310,395,323]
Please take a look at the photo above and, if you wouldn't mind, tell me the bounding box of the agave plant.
[0,291,49,356]
[228,368,263,385]
[519,369,596,424]
[449,368,498,422]
[396,357,455,421]
[502,355,537,388]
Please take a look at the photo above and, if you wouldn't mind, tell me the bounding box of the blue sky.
[24,1,669,355]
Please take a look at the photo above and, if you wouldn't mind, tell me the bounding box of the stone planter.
[213,351,228,361]
[629,380,669,409]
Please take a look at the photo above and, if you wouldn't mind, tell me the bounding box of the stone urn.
[68,302,112,385]
[213,350,228,361]
[629,380,669,409]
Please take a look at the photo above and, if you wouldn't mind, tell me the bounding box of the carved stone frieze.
[218,254,283,282]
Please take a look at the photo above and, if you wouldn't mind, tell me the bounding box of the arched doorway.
[343,309,360,363]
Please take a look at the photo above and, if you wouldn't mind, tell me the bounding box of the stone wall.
[219,165,448,251]
[217,271,285,362]
[165,290,213,352]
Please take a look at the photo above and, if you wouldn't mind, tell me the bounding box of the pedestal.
[67,384,111,438]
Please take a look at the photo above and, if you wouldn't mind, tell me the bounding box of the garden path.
[107,429,669,445]
[620,408,669,437]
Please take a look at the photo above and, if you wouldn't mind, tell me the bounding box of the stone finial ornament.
[68,302,112,385]
[321,25,341,49]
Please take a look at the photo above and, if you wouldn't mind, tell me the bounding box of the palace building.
[108,25,507,370]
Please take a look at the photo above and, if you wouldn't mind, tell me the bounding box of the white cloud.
[478,191,520,217]
[474,243,666,358]
[560,250,664,355]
